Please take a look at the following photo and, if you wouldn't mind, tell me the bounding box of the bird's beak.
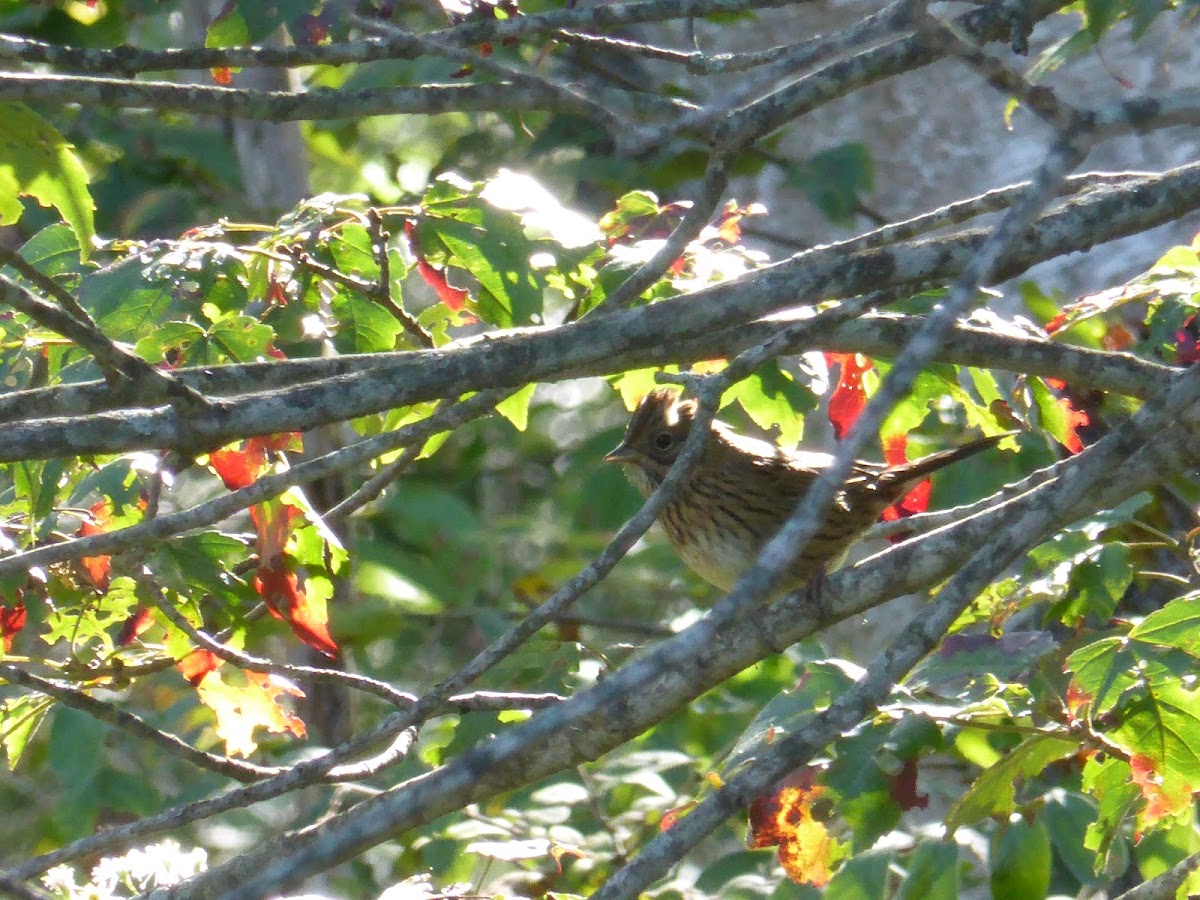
[604,441,636,464]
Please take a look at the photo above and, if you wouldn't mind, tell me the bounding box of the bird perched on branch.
[605,388,1009,595]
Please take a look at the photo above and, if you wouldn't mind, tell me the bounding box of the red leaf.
[209,446,262,491]
[823,353,873,440]
[266,276,289,306]
[0,599,27,652]
[296,13,330,44]
[178,649,221,686]
[254,563,339,658]
[1064,682,1091,723]
[1052,392,1089,455]
[875,433,932,531]
[78,500,113,591]
[405,220,470,311]
[416,258,469,311]
[249,501,302,565]
[887,758,929,810]
[1044,312,1068,334]
[117,606,155,646]
[1174,315,1200,365]
[211,67,233,85]
[210,435,300,490]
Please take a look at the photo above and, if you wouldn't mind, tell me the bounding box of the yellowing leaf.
[496,383,537,432]
[0,103,95,258]
[195,667,306,758]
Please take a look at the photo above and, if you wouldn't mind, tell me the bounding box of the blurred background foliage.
[2,0,1200,898]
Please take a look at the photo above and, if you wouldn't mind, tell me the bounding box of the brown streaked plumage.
[605,388,1008,594]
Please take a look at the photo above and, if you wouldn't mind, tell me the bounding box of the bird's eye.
[654,432,674,451]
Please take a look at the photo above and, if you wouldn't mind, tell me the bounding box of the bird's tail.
[880,431,1017,488]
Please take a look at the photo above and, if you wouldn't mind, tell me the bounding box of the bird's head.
[605,389,697,485]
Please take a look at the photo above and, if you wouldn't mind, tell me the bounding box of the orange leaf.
[823,353,873,440]
[78,500,113,591]
[660,801,697,832]
[1052,392,1089,455]
[194,666,307,757]
[117,606,155,646]
[1103,322,1135,351]
[209,446,263,491]
[211,67,233,85]
[177,649,221,686]
[1064,682,1091,722]
[748,771,838,886]
[1044,312,1068,334]
[1130,754,1192,825]
[254,563,339,658]
[0,599,26,652]
[249,500,302,564]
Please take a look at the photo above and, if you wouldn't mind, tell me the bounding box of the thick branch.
[1,161,1195,462]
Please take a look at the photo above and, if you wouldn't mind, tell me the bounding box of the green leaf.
[1027,30,1096,83]
[1042,790,1104,888]
[724,660,860,777]
[1049,542,1133,627]
[907,630,1057,693]
[609,368,671,411]
[1067,621,1200,815]
[0,103,95,258]
[724,361,812,448]
[49,706,105,786]
[430,211,544,327]
[205,3,250,48]
[330,293,402,353]
[134,320,207,364]
[792,143,873,224]
[1029,375,1084,452]
[496,383,537,432]
[823,713,942,847]
[0,694,52,769]
[946,736,1078,829]
[1082,754,1139,867]
[895,840,958,900]
[328,224,379,278]
[150,533,253,608]
[15,223,85,282]
[824,848,892,899]
[78,256,178,343]
[1084,0,1121,38]
[1126,593,1200,653]
[990,815,1051,900]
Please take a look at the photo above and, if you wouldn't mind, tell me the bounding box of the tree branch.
[1,160,1195,462]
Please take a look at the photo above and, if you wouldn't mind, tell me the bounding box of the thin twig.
[0,263,211,416]
[580,153,732,317]
[0,391,502,579]
[0,665,284,783]
[283,245,434,349]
